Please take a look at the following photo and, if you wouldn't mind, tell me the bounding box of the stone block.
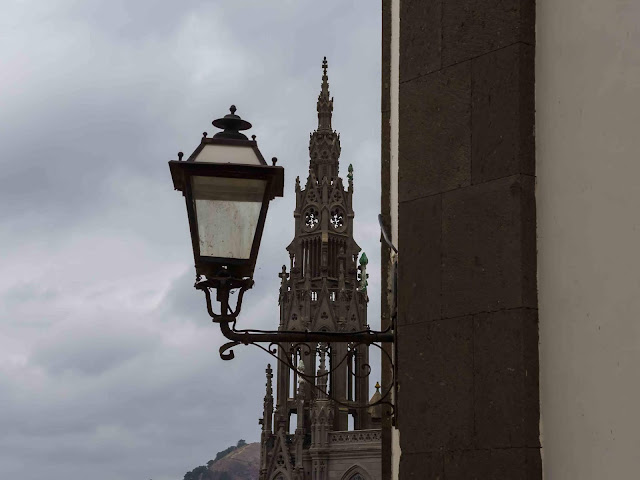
[400,452,444,479]
[398,195,442,325]
[489,448,542,480]
[445,448,541,479]
[399,61,471,201]
[398,318,473,453]
[442,0,535,66]
[444,449,490,479]
[473,309,540,448]
[400,0,442,82]
[472,43,535,183]
[441,175,536,318]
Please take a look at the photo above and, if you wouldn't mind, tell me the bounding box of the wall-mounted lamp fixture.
[169,107,395,415]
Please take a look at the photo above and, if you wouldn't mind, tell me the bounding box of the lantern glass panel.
[192,176,266,259]
[194,144,262,165]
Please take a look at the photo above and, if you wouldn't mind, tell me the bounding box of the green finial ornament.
[358,251,369,292]
[347,163,354,183]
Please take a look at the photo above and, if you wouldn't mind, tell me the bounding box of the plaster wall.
[536,1,640,477]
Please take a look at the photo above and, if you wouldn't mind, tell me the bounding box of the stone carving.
[330,430,382,444]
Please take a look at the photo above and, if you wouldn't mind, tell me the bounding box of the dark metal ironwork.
[212,104,252,140]
[194,276,395,414]
[247,339,395,414]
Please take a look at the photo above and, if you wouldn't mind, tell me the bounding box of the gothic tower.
[259,58,381,480]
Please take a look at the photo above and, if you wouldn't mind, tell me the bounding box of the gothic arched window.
[350,474,365,480]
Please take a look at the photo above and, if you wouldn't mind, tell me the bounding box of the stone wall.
[382,0,540,477]
[327,431,382,480]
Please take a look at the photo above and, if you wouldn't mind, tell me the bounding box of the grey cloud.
[0,1,381,479]
[32,324,159,376]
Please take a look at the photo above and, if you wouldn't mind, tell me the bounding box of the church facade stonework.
[258,59,381,480]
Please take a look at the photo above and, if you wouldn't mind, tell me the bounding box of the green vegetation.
[183,465,210,480]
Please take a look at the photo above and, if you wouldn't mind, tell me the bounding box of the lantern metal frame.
[169,139,284,280]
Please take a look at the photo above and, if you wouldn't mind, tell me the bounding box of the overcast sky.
[0,1,381,479]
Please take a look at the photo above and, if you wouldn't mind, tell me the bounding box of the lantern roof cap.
[212,105,252,140]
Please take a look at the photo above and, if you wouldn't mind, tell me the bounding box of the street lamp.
[169,106,284,323]
[168,105,394,412]
[169,105,284,283]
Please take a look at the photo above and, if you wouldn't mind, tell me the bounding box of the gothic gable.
[266,430,294,479]
[329,179,345,206]
[311,288,336,331]
[346,287,365,331]
[284,290,302,331]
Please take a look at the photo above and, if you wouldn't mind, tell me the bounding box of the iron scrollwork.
[197,277,396,416]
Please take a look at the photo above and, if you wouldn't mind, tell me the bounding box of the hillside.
[181,441,260,480]
[208,442,260,480]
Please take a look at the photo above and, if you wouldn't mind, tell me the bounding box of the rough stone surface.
[473,308,540,448]
[398,195,442,325]
[442,0,535,66]
[398,317,474,453]
[472,43,535,183]
[399,61,471,201]
[444,448,541,479]
[441,174,536,318]
[400,452,444,479]
[387,0,539,476]
[400,0,442,82]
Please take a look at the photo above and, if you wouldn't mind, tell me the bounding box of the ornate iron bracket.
[194,276,396,417]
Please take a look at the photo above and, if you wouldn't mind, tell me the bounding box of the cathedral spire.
[309,57,341,180]
[317,56,333,132]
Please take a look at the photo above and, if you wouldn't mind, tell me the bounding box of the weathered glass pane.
[192,176,266,259]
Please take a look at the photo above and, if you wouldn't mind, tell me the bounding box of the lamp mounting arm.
[195,274,397,421]
[219,320,394,346]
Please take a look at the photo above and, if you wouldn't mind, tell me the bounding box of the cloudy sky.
[0,1,381,479]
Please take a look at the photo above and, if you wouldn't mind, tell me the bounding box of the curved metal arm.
[219,320,393,345]
[245,337,396,414]
[219,340,242,360]
[197,274,397,417]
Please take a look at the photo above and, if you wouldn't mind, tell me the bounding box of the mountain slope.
[208,442,260,480]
